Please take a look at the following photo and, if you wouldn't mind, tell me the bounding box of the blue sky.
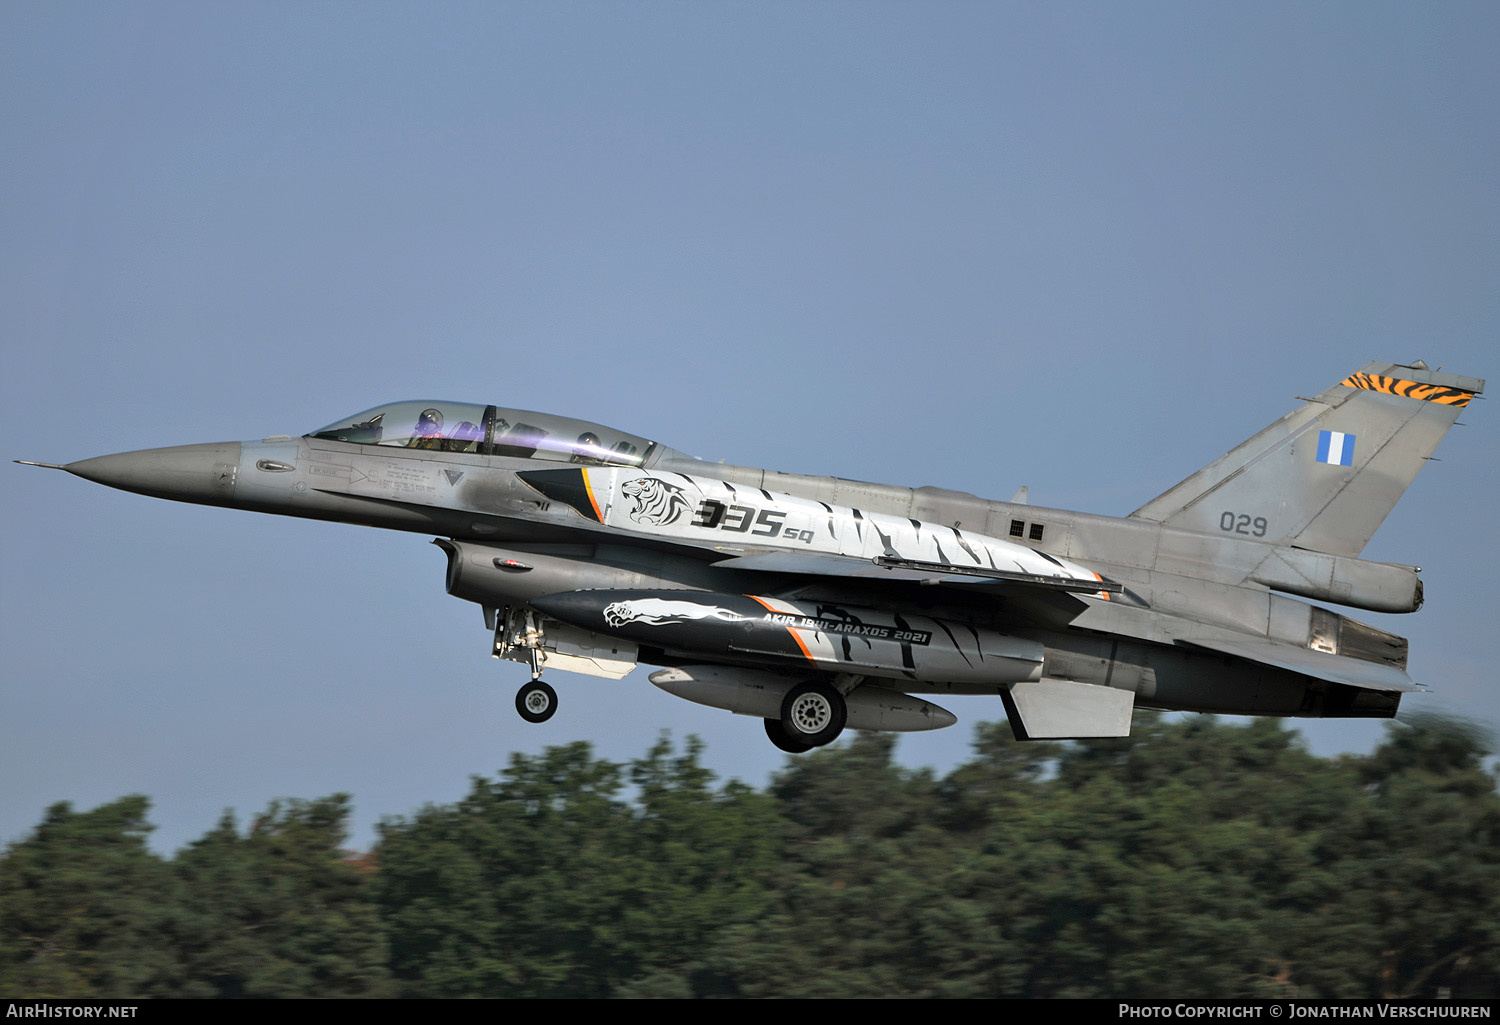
[3,2,1496,854]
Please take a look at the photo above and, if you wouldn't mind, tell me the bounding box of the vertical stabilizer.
[1130,362,1483,557]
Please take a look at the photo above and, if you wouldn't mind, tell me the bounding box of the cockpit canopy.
[308,402,659,468]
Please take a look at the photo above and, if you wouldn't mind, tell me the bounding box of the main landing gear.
[764,680,848,753]
[764,718,811,753]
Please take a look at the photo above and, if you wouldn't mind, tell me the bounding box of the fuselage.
[56,399,1414,725]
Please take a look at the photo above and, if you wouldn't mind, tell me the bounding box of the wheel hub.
[789,692,832,734]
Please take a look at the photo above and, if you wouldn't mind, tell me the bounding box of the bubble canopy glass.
[308,402,658,467]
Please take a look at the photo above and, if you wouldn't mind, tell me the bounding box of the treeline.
[3,713,1497,998]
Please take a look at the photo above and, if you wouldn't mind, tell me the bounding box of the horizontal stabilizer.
[1177,635,1419,693]
[1001,678,1135,739]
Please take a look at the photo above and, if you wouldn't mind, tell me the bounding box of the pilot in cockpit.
[408,408,446,449]
[571,432,603,464]
[449,420,482,453]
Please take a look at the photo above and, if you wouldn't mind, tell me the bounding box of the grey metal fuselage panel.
[266,431,1417,701]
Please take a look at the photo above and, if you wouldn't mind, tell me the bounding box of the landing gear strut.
[516,680,558,724]
[495,606,558,724]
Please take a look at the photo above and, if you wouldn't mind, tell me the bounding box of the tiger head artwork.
[621,477,693,526]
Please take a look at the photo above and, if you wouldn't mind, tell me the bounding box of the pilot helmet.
[416,408,444,433]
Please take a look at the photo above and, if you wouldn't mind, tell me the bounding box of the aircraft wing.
[709,549,1120,593]
[707,550,1102,629]
[1176,634,1420,693]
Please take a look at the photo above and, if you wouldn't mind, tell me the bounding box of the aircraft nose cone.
[65,442,242,505]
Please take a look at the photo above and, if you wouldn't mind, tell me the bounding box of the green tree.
[169,795,390,997]
[1334,716,1500,998]
[9,713,1496,999]
[1031,715,1353,997]
[377,742,634,996]
[717,733,1011,998]
[0,796,176,997]
[377,737,778,997]
[614,735,781,996]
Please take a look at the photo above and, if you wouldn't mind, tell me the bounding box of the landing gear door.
[492,607,638,680]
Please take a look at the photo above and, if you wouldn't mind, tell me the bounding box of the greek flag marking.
[1317,429,1355,467]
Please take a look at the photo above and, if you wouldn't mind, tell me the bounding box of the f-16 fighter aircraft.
[19,361,1482,752]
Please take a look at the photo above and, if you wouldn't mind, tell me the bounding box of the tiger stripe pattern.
[1340,372,1475,406]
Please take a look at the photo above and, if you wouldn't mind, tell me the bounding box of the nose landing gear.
[516,680,558,724]
[493,607,558,724]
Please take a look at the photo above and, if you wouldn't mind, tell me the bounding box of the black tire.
[779,681,846,747]
[764,717,813,754]
[516,681,558,723]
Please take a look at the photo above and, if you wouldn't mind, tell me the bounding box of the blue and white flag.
[1317,429,1356,467]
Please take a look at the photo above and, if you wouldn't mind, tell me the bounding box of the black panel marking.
[934,619,974,668]
[515,468,601,522]
[892,611,918,669]
[951,527,981,564]
[932,537,952,566]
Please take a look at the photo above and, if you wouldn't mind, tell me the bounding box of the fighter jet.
[19,361,1483,753]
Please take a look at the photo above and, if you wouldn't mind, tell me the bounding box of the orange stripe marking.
[748,595,818,664]
[581,469,605,522]
[1340,373,1473,406]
